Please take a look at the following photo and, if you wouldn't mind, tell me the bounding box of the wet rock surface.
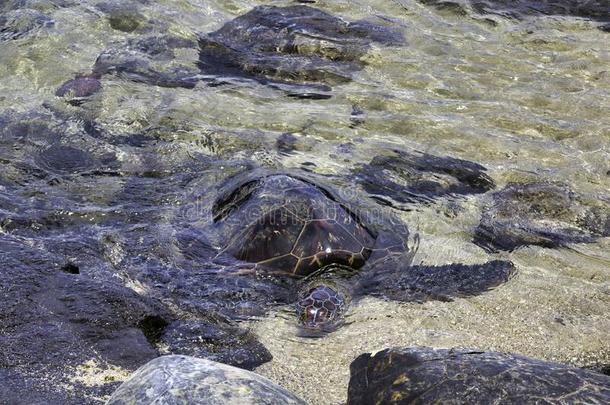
[0,8,53,41]
[353,150,495,207]
[107,355,307,405]
[474,182,610,251]
[1,0,74,12]
[0,236,167,403]
[96,2,147,33]
[198,5,403,97]
[83,5,404,97]
[348,346,610,404]
[92,34,199,88]
[160,320,272,371]
[0,230,276,403]
[198,5,403,80]
[55,75,102,105]
[419,0,610,28]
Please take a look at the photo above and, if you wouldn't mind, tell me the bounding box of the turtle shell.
[214,175,376,276]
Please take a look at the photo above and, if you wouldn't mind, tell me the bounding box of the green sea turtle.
[208,170,515,334]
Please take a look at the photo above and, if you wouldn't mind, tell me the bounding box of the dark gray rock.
[0,8,53,41]
[55,75,102,105]
[353,149,495,208]
[107,355,307,405]
[419,0,610,29]
[348,347,610,404]
[83,5,403,97]
[0,235,169,404]
[198,5,404,97]
[0,230,274,403]
[474,182,610,251]
[96,2,148,33]
[160,320,272,371]
[1,0,74,13]
[93,35,199,88]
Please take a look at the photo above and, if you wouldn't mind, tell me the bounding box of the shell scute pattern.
[215,174,376,276]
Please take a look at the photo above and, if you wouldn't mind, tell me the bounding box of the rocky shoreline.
[104,348,610,404]
[1,0,609,403]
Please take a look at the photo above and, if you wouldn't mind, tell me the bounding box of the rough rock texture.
[160,320,272,371]
[96,1,147,33]
[0,235,168,403]
[198,5,404,97]
[0,8,53,41]
[82,5,403,97]
[419,0,610,28]
[107,355,307,405]
[353,149,495,207]
[474,182,610,251]
[93,35,199,88]
[55,75,102,105]
[0,232,274,403]
[348,347,610,404]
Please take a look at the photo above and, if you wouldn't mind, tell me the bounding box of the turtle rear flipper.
[359,260,515,302]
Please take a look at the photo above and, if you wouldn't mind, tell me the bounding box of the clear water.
[1,0,609,404]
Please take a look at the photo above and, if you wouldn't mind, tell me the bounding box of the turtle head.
[295,283,348,336]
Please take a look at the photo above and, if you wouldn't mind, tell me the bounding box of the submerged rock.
[0,232,277,403]
[160,320,272,371]
[34,143,98,174]
[86,6,403,97]
[353,149,495,207]
[474,182,610,251]
[106,355,307,405]
[348,347,610,404]
[1,1,74,13]
[55,75,102,105]
[419,0,610,28]
[93,35,199,88]
[0,8,53,41]
[96,2,146,33]
[198,5,404,96]
[471,0,610,23]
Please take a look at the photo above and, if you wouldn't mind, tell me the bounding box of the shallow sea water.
[1,0,609,403]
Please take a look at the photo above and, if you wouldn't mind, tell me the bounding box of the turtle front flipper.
[358,260,515,302]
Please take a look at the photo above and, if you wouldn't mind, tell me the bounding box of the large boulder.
[418,0,610,29]
[0,235,169,403]
[0,231,272,403]
[474,182,609,251]
[198,5,404,97]
[352,149,495,207]
[348,346,610,404]
[107,355,307,405]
